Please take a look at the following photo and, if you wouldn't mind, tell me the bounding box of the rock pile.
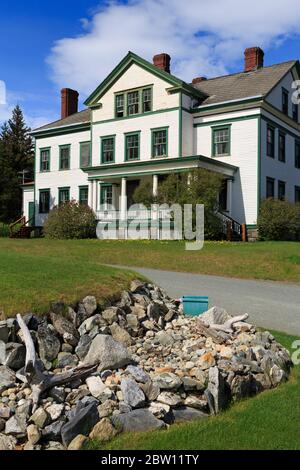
[0,280,292,450]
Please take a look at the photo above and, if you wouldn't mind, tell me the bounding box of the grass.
[87,330,300,450]
[0,239,140,317]
[1,238,300,284]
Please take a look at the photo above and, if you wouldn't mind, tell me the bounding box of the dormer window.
[115,87,152,118]
[116,94,124,117]
[282,88,289,116]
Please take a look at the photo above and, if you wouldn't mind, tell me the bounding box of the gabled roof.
[32,109,90,133]
[84,51,207,106]
[193,60,298,106]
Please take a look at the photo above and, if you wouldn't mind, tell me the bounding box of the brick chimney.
[244,47,264,72]
[61,88,79,119]
[153,53,171,73]
[192,77,207,85]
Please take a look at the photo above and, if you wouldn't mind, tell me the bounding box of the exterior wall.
[260,110,300,202]
[34,130,90,226]
[266,70,296,115]
[182,110,194,156]
[22,187,34,221]
[193,109,260,225]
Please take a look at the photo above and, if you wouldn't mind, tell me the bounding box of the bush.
[0,223,9,237]
[44,201,97,239]
[258,199,300,241]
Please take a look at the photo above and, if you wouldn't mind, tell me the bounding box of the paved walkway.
[111,266,300,336]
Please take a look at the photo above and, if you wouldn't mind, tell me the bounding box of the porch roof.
[84,155,238,181]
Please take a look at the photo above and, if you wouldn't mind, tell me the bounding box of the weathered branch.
[17,314,97,412]
[196,320,228,344]
[202,314,249,334]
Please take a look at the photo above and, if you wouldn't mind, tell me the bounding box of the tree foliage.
[258,198,300,240]
[0,105,34,222]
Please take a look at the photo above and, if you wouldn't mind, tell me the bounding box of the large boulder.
[83,334,132,371]
[121,379,145,408]
[61,402,99,447]
[37,324,60,362]
[112,409,165,433]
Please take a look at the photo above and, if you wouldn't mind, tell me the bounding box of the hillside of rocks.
[0,280,292,450]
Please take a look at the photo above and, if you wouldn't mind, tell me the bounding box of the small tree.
[132,181,154,207]
[258,198,300,240]
[43,201,97,239]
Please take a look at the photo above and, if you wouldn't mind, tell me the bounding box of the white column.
[92,180,98,212]
[88,180,93,208]
[152,174,158,197]
[227,179,233,216]
[120,177,127,220]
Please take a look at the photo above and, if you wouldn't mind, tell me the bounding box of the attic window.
[116,94,124,117]
[115,87,153,118]
[282,89,289,116]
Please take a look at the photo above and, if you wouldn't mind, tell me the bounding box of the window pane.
[127,91,139,115]
[39,190,50,213]
[266,178,274,198]
[214,128,229,156]
[116,94,124,117]
[79,187,88,205]
[278,181,285,200]
[293,104,298,122]
[143,88,152,112]
[102,138,114,163]
[279,134,286,162]
[282,90,289,115]
[101,186,113,205]
[59,189,70,204]
[153,130,167,157]
[60,147,70,169]
[80,143,91,167]
[267,127,274,157]
[126,134,139,160]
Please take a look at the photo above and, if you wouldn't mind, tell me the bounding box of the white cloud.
[47,0,300,99]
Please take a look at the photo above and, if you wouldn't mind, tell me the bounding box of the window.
[295,186,300,203]
[142,88,152,113]
[152,128,168,157]
[278,180,286,200]
[59,145,70,170]
[127,91,139,116]
[282,89,289,115]
[266,177,275,198]
[100,185,113,206]
[101,136,115,163]
[80,142,91,168]
[115,87,152,118]
[125,133,140,161]
[39,190,50,214]
[295,141,300,169]
[212,126,230,156]
[116,94,124,118]
[267,126,275,158]
[79,186,88,206]
[40,148,50,172]
[58,187,70,205]
[278,132,286,162]
[292,103,299,123]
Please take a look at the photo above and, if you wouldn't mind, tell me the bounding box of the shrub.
[258,199,300,241]
[44,201,96,239]
[0,223,9,237]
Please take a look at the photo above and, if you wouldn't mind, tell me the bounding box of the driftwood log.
[17,314,97,412]
[206,313,249,333]
[196,313,249,341]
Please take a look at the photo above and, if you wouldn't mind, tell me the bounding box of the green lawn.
[88,330,300,450]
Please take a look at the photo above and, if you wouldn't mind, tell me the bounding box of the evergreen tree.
[0,105,34,222]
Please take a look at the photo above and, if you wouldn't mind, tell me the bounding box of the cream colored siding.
[22,187,34,221]
[182,110,194,156]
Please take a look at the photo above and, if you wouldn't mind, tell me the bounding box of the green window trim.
[59,144,71,170]
[212,125,231,157]
[151,127,169,158]
[58,187,70,205]
[101,135,116,164]
[124,131,141,161]
[115,86,153,119]
[80,141,91,168]
[266,124,275,158]
[39,189,50,214]
[79,185,89,205]
[39,147,51,172]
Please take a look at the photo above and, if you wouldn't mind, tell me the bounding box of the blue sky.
[1,0,300,129]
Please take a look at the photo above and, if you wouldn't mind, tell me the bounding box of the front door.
[28,202,35,226]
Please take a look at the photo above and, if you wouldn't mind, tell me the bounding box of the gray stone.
[42,420,64,441]
[0,340,5,364]
[37,324,61,363]
[1,342,26,370]
[102,307,122,325]
[44,441,65,450]
[206,366,229,414]
[89,418,118,442]
[98,400,118,418]
[156,331,173,346]
[184,396,208,411]
[82,296,97,317]
[46,403,64,421]
[130,305,147,321]
[140,381,160,401]
[0,323,9,343]
[5,413,27,437]
[61,402,99,447]
[0,433,17,450]
[48,387,66,403]
[182,377,205,392]
[201,306,231,326]
[230,375,253,400]
[121,379,145,408]
[50,312,79,347]
[126,314,139,329]
[30,407,50,428]
[0,366,16,394]
[78,314,102,336]
[126,365,150,383]
[153,372,182,390]
[172,407,209,422]
[0,418,5,432]
[130,279,145,293]
[86,376,106,398]
[110,323,132,346]
[61,343,73,353]
[157,392,183,407]
[0,404,11,419]
[112,409,165,433]
[27,424,41,445]
[75,335,92,360]
[56,352,78,369]
[142,320,156,330]
[67,434,88,450]
[269,365,287,386]
[84,334,132,370]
